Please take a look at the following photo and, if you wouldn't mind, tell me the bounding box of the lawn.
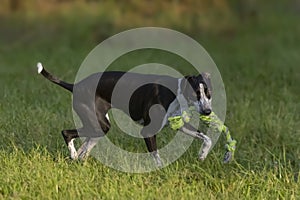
[0,2,299,199]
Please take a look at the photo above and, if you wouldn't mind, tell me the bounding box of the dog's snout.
[203,109,212,115]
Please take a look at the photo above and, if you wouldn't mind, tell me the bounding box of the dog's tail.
[37,62,73,92]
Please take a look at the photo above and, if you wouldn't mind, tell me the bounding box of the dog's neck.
[177,78,183,96]
[176,78,189,113]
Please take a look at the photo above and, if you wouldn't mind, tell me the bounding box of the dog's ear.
[181,75,199,101]
[201,72,211,86]
[181,75,196,91]
[201,72,211,82]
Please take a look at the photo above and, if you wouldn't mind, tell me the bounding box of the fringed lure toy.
[199,112,236,163]
[168,110,236,163]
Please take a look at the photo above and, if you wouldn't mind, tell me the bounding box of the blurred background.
[0,1,299,198]
[0,0,299,68]
[0,0,299,173]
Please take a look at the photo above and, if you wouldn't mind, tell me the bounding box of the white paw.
[68,139,78,160]
[70,149,78,160]
[199,137,212,160]
[78,149,92,160]
[199,150,208,160]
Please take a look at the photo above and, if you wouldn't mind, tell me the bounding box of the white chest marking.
[161,78,188,128]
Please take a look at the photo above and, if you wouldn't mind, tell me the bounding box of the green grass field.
[0,2,299,199]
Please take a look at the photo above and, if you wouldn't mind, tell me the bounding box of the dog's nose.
[204,109,212,115]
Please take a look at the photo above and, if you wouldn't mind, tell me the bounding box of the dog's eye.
[204,88,211,99]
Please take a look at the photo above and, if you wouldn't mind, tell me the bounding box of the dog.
[37,62,213,166]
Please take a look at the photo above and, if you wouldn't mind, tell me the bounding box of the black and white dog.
[37,63,213,166]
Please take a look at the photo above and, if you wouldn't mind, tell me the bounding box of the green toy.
[168,110,191,130]
[168,109,236,163]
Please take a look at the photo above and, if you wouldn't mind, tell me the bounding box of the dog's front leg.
[180,125,212,160]
[151,151,162,167]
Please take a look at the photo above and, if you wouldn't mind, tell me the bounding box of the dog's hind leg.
[62,129,79,159]
[77,110,111,159]
[74,96,111,159]
[77,120,109,159]
[77,137,101,159]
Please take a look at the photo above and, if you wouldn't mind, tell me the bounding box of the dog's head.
[181,73,212,115]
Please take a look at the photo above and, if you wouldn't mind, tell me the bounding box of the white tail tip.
[37,62,43,74]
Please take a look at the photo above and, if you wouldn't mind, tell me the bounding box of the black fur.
[39,67,211,157]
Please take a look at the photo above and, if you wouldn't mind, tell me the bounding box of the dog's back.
[74,71,178,125]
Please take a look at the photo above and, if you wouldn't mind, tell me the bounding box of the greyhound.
[37,62,213,166]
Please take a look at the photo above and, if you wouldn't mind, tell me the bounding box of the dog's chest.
[134,99,181,127]
[160,99,182,128]
[166,99,182,117]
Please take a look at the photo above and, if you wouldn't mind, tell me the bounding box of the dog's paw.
[199,138,212,160]
[77,150,86,160]
[223,151,233,163]
[156,159,163,168]
[78,149,92,160]
[70,150,78,160]
[198,150,209,161]
[199,155,206,161]
[67,139,78,160]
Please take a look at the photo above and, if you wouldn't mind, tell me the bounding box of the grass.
[0,2,300,199]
